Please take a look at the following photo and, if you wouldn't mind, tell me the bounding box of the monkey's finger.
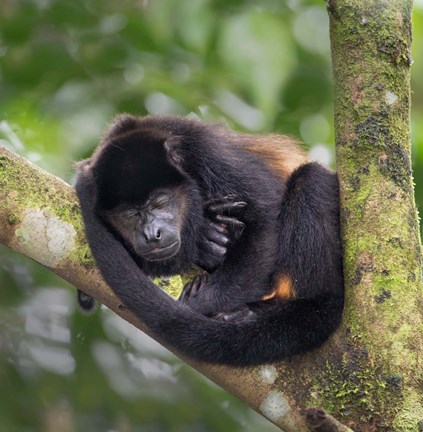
[190,273,208,296]
[229,222,246,240]
[207,201,247,215]
[203,239,227,257]
[204,221,227,234]
[214,215,246,229]
[178,282,193,302]
[179,276,198,301]
[179,274,208,302]
[204,223,230,246]
[215,217,246,240]
[208,199,247,207]
[204,195,238,206]
[197,240,227,269]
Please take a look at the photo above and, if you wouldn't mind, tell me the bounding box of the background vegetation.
[0,1,422,431]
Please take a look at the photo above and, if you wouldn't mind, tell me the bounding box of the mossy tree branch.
[0,1,422,430]
[0,146,312,431]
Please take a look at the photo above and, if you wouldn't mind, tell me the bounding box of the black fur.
[77,289,96,313]
[75,115,344,366]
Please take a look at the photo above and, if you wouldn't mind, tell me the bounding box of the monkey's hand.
[196,221,230,273]
[205,195,247,240]
[196,196,247,272]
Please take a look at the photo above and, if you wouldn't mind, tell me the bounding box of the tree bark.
[0,1,421,431]
[305,408,354,432]
[328,0,423,430]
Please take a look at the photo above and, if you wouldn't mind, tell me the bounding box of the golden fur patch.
[242,134,309,179]
[261,275,295,301]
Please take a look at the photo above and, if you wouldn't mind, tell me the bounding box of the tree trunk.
[328,0,423,429]
[0,1,421,431]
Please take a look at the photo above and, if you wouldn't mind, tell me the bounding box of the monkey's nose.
[144,225,162,243]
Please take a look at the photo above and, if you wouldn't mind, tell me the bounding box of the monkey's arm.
[74,164,174,309]
[161,133,279,314]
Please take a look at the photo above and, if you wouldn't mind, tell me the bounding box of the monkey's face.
[106,186,186,261]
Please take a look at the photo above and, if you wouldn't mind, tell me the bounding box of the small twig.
[305,407,354,432]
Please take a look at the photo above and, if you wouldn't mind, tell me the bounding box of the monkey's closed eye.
[122,209,140,218]
[153,197,169,209]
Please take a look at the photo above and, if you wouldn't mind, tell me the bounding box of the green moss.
[75,243,95,267]
[393,389,423,430]
[0,149,90,264]
[154,275,185,298]
[311,355,401,427]
[7,214,18,225]
[154,270,200,298]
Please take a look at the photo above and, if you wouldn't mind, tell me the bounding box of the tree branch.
[0,146,312,430]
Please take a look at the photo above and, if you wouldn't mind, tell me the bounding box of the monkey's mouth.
[141,241,181,261]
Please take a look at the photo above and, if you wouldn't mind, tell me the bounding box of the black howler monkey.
[75,114,344,366]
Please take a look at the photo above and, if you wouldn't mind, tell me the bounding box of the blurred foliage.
[0,1,422,431]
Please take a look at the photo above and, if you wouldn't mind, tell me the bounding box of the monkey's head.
[106,185,187,261]
[89,124,203,270]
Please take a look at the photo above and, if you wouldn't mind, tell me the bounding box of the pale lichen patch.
[14,209,76,267]
[258,365,278,384]
[385,90,398,105]
[259,390,290,422]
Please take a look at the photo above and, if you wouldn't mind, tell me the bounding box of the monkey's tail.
[115,276,343,366]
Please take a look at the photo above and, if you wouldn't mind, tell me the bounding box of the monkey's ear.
[164,136,185,173]
[106,114,139,139]
[74,158,92,174]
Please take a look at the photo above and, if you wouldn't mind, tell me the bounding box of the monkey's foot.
[179,274,227,316]
[179,273,208,303]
